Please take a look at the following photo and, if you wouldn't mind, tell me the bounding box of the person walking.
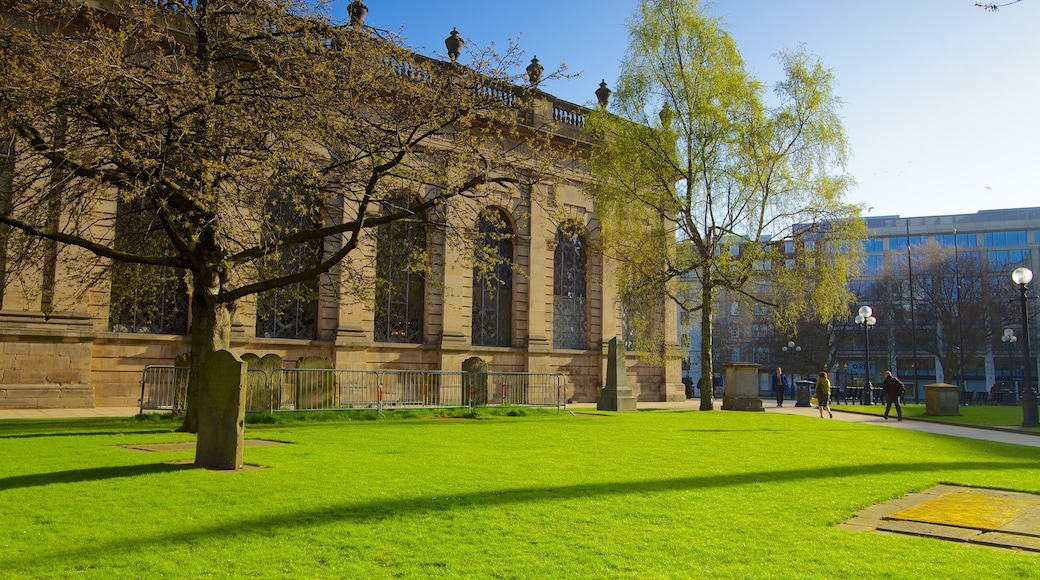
[815,371,833,418]
[771,368,789,407]
[882,371,905,420]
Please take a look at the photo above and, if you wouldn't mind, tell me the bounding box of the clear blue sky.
[328,1,1040,220]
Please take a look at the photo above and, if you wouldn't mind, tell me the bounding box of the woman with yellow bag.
[814,371,833,419]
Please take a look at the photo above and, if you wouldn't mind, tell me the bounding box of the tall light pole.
[783,341,803,405]
[1002,328,1018,402]
[1011,268,1038,428]
[855,305,877,405]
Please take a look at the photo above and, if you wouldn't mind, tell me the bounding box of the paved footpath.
[569,398,1040,448]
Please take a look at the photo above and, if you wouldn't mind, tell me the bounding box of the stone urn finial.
[347,0,368,27]
[526,56,544,88]
[659,102,673,128]
[595,80,611,108]
[445,27,464,63]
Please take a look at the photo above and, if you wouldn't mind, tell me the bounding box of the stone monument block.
[195,350,247,470]
[597,337,637,412]
[924,383,961,416]
[722,362,764,411]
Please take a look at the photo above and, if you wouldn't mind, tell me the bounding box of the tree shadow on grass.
[0,462,193,491]
[2,458,1037,570]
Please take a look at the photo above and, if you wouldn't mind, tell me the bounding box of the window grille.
[108,197,188,334]
[471,208,513,347]
[375,204,425,344]
[553,224,586,350]
[255,194,321,340]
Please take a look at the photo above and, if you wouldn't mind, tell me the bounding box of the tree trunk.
[178,264,235,433]
[700,278,715,411]
[177,260,245,470]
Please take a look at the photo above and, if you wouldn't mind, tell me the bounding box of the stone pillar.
[722,362,764,411]
[437,228,472,371]
[334,229,375,370]
[597,337,637,411]
[923,383,961,416]
[195,350,247,470]
[525,183,552,373]
[661,298,686,402]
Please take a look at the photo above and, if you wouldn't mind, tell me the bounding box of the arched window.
[553,223,586,349]
[255,190,321,340]
[472,208,513,347]
[374,199,425,343]
[108,197,189,334]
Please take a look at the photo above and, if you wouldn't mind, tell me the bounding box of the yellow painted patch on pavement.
[889,489,1040,530]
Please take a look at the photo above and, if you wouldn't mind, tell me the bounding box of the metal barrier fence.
[139,366,567,413]
[139,365,272,414]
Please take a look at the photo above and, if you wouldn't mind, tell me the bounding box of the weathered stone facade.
[0,2,683,410]
[0,155,682,407]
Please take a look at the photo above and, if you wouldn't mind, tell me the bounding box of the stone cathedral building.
[0,1,683,410]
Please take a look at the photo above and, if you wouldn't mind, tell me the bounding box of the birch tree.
[588,0,864,410]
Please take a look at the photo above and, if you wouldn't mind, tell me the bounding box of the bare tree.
[0,0,564,468]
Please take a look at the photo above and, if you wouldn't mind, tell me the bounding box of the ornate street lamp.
[1011,268,1038,428]
[1002,328,1018,402]
[782,341,804,405]
[855,305,877,405]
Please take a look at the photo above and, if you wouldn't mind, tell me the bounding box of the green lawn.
[833,402,1040,429]
[1,409,1039,579]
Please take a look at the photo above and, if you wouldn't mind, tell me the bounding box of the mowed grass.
[1,410,1039,579]
[834,402,1040,429]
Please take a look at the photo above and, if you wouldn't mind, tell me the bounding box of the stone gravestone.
[195,349,246,470]
[462,357,488,406]
[241,353,282,412]
[721,362,764,411]
[597,337,637,412]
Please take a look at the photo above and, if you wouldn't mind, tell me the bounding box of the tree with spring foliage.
[588,0,864,410]
[0,0,562,468]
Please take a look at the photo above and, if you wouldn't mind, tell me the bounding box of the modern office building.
[679,207,1040,396]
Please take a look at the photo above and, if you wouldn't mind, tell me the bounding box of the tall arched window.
[553,223,586,349]
[108,197,189,334]
[255,190,321,340]
[472,208,513,347]
[374,199,426,343]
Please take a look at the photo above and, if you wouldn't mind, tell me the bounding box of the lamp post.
[783,341,805,406]
[855,305,877,405]
[1002,328,1018,402]
[1011,268,1038,428]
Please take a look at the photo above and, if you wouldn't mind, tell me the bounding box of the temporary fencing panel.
[139,366,271,414]
[140,366,567,413]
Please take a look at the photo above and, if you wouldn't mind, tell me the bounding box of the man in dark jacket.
[882,371,904,421]
[771,368,789,407]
